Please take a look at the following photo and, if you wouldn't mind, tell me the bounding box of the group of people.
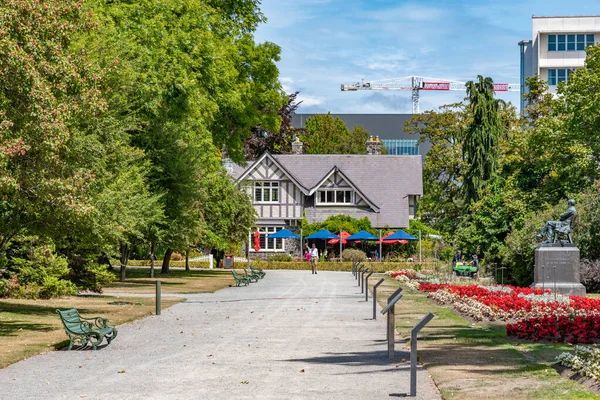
[304,243,320,274]
[452,250,479,270]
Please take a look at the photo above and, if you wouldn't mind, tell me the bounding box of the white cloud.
[296,94,325,107]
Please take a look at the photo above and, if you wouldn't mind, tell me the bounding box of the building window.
[317,189,354,205]
[254,182,279,203]
[251,227,284,251]
[547,68,575,86]
[567,34,576,51]
[409,195,417,219]
[549,33,595,52]
[381,139,419,155]
[548,34,556,51]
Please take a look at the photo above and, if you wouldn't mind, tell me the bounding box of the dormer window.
[317,189,354,205]
[254,182,279,203]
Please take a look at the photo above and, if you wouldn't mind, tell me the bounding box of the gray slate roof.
[231,153,423,228]
[273,154,422,228]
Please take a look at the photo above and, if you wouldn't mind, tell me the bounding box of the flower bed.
[417,282,600,343]
[557,345,600,380]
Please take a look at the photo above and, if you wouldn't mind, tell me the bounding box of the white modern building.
[519,15,600,109]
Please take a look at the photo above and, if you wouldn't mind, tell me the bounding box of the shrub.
[580,259,600,293]
[250,260,438,272]
[39,276,77,299]
[342,249,366,262]
[268,254,294,262]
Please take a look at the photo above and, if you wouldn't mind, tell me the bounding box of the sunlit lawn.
[0,295,183,368]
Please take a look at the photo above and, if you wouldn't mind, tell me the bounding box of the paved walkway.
[1,271,440,399]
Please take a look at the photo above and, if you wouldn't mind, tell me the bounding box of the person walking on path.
[310,243,319,274]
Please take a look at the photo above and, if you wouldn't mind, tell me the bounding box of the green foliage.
[0,239,77,299]
[301,215,374,236]
[301,113,370,154]
[463,76,507,203]
[341,249,367,262]
[267,254,294,262]
[405,104,467,233]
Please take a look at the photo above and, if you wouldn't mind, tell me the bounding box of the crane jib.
[422,82,510,91]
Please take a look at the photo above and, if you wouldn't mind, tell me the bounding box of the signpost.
[372,278,385,319]
[381,292,403,361]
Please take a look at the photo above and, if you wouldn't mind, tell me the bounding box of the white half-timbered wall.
[241,157,303,221]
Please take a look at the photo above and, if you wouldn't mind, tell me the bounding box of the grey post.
[410,312,434,397]
[381,292,403,361]
[155,280,162,315]
[360,269,366,292]
[372,278,385,319]
[364,270,374,301]
[386,287,403,342]
[357,265,364,282]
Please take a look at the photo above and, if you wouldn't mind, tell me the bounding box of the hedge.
[251,261,440,273]
[110,260,210,268]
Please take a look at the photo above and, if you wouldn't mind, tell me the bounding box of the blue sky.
[254,0,599,114]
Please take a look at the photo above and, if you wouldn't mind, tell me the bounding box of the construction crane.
[340,76,520,114]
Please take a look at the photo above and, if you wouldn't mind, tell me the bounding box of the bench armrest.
[81,316,110,329]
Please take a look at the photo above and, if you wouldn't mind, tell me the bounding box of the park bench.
[250,265,266,279]
[231,269,251,286]
[56,308,118,350]
[244,268,260,283]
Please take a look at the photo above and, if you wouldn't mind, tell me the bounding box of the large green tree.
[463,76,506,203]
[301,113,371,154]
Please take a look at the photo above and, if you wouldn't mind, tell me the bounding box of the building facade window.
[549,33,595,51]
[408,195,417,219]
[250,226,284,251]
[254,182,279,203]
[381,139,419,155]
[317,189,354,205]
[548,68,574,86]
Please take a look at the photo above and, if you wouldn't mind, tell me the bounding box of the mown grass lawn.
[0,295,183,368]
[105,267,234,294]
[371,275,598,400]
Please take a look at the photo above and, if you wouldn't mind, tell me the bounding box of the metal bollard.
[386,287,403,342]
[360,269,368,293]
[372,278,385,319]
[410,313,434,397]
[364,271,374,301]
[155,280,161,315]
[357,266,364,282]
[380,292,403,361]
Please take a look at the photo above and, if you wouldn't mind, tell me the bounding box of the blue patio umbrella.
[346,230,379,241]
[305,229,340,240]
[266,229,300,239]
[384,229,417,241]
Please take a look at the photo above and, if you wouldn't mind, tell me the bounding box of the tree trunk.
[119,243,129,282]
[149,241,156,278]
[161,248,173,274]
[185,249,190,272]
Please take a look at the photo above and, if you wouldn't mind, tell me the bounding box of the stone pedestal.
[531,244,586,296]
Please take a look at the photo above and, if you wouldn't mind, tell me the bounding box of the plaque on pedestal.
[531,244,586,296]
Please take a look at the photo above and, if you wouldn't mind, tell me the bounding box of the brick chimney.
[366,135,381,155]
[292,137,303,155]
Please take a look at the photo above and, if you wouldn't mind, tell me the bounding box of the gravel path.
[1,270,440,399]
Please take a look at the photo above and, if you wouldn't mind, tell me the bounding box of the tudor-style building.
[227,138,423,256]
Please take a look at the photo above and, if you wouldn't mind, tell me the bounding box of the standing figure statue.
[536,199,577,244]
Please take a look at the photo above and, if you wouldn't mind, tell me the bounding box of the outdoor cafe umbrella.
[346,230,379,241]
[305,230,340,259]
[383,229,417,241]
[266,229,300,239]
[377,232,409,245]
[328,231,351,245]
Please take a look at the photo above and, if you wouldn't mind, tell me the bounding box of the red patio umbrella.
[328,231,351,245]
[253,230,261,252]
[377,232,408,245]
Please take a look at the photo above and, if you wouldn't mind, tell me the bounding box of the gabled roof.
[309,166,380,212]
[229,153,423,228]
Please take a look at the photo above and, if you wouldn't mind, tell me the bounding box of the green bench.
[231,269,251,286]
[244,268,260,283]
[56,308,118,350]
[250,265,266,279]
